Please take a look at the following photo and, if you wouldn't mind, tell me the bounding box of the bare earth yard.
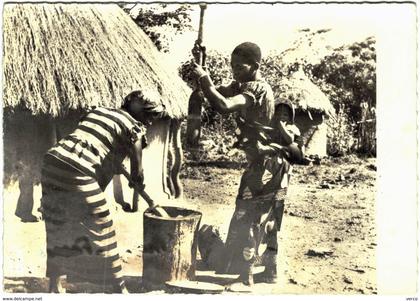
[3,155,376,295]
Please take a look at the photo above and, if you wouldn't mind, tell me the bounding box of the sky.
[161,3,382,66]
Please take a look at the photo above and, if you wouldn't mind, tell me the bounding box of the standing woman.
[40,90,167,293]
[190,42,277,286]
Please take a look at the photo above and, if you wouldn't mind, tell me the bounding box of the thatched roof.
[274,68,335,117]
[3,3,190,118]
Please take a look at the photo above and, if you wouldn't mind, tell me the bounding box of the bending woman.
[40,91,166,293]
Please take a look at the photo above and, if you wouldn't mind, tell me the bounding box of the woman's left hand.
[129,172,144,191]
[121,202,132,212]
[190,62,208,80]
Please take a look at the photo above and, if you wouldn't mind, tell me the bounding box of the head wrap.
[232,42,262,65]
[122,90,167,119]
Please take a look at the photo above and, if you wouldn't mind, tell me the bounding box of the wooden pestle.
[120,168,170,218]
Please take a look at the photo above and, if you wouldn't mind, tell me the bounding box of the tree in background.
[261,30,376,156]
[309,37,376,155]
[180,50,234,130]
[309,37,376,122]
[179,36,376,157]
[179,50,238,160]
[121,4,193,52]
[122,5,376,156]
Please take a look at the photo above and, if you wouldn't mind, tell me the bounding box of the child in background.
[257,99,303,163]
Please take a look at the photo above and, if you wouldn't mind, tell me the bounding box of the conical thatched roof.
[274,68,335,117]
[3,3,190,118]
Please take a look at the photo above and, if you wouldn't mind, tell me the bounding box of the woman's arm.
[192,64,252,113]
[129,139,144,188]
[277,121,295,145]
[256,141,284,156]
[199,75,252,113]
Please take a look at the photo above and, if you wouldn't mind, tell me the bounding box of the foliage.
[309,37,376,122]
[327,104,356,156]
[204,50,233,86]
[179,36,376,158]
[308,37,376,155]
[260,55,288,94]
[179,50,316,134]
[181,120,246,164]
[179,50,237,134]
[122,4,193,52]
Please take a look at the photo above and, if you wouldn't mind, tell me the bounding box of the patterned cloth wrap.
[198,78,298,276]
[233,117,271,156]
[199,150,292,275]
[234,116,303,164]
[218,153,292,275]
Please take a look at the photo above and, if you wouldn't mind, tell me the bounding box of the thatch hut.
[274,68,335,157]
[2,3,190,221]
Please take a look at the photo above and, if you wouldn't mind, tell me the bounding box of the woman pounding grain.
[40,90,167,293]
[190,42,279,286]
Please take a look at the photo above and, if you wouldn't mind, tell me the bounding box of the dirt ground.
[2,155,376,295]
[181,154,377,294]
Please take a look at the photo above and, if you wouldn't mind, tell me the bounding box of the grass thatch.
[273,69,335,117]
[3,3,190,118]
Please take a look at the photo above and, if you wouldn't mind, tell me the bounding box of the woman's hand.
[121,202,132,213]
[129,171,145,191]
[192,42,203,63]
[129,139,144,190]
[277,120,294,145]
[256,140,271,155]
[190,62,208,81]
[242,247,255,261]
[133,172,144,186]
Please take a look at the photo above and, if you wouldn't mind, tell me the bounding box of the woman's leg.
[49,275,66,293]
[42,194,67,293]
[238,223,257,286]
[254,199,285,283]
[221,206,257,285]
[257,230,278,283]
[112,279,128,294]
[41,155,127,293]
[47,261,66,293]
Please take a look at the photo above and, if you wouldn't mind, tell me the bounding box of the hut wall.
[143,119,172,201]
[3,110,58,221]
[3,110,175,221]
[110,119,173,206]
[304,122,328,157]
[294,111,328,157]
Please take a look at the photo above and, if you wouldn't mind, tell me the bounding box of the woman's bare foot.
[112,280,129,294]
[253,265,278,284]
[49,275,66,293]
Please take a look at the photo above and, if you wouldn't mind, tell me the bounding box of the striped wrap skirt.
[40,154,123,285]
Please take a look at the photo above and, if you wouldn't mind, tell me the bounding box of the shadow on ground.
[4,260,246,294]
[4,276,153,294]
